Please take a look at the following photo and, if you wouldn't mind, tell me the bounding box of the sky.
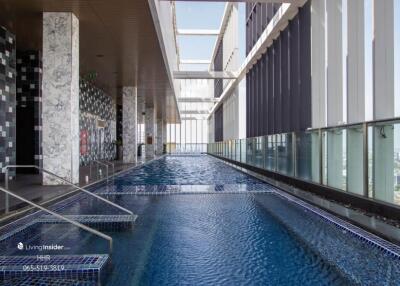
[175,2,246,71]
[175,0,400,119]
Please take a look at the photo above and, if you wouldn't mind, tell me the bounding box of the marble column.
[42,13,79,185]
[156,118,164,155]
[122,87,137,163]
[162,120,167,151]
[145,107,155,158]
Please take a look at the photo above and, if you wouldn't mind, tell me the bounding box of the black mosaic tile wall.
[79,79,116,166]
[117,104,122,142]
[0,26,16,180]
[16,50,42,173]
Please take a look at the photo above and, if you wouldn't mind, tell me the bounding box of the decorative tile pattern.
[0,26,16,179]
[16,50,42,170]
[79,78,116,165]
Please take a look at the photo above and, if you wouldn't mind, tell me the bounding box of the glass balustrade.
[207,118,400,207]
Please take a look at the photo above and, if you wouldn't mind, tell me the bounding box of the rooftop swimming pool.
[1,155,400,285]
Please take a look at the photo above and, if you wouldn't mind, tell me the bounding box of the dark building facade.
[213,39,224,141]
[245,2,311,138]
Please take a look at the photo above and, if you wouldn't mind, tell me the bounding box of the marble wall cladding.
[79,79,116,165]
[0,26,16,180]
[122,86,137,163]
[42,13,79,184]
[16,50,42,171]
[156,118,163,155]
[145,107,155,158]
[162,120,167,149]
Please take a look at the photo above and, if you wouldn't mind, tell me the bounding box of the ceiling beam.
[177,29,219,36]
[181,110,210,114]
[174,70,237,79]
[162,0,291,3]
[180,59,211,64]
[178,97,219,103]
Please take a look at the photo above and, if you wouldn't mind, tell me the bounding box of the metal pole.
[292,132,297,177]
[363,123,369,197]
[319,129,323,184]
[0,186,113,254]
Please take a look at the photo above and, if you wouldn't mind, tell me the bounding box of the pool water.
[3,155,400,285]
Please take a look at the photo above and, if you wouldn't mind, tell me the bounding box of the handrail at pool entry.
[3,165,133,216]
[90,160,109,183]
[100,160,115,183]
[0,185,113,253]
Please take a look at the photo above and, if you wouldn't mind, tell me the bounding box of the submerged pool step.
[36,214,138,231]
[0,214,137,246]
[0,254,110,285]
[95,184,275,195]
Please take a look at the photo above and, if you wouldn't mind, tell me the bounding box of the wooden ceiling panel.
[0,0,178,122]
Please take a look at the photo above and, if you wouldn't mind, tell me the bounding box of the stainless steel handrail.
[90,160,108,183]
[0,185,113,253]
[3,165,133,216]
[101,160,115,177]
[101,160,115,184]
[93,160,109,184]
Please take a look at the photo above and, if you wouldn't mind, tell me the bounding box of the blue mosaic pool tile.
[0,276,96,286]
[94,184,275,195]
[268,187,400,260]
[0,254,109,283]
[37,214,137,231]
[0,213,136,243]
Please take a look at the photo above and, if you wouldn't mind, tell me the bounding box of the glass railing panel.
[296,131,320,183]
[254,137,264,168]
[246,138,255,166]
[368,120,400,206]
[346,124,364,196]
[240,138,247,163]
[323,128,347,191]
[235,140,241,162]
[265,135,276,171]
[277,133,294,176]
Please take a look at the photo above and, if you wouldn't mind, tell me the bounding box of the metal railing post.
[319,129,323,184]
[292,132,297,177]
[93,160,110,184]
[363,123,369,197]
